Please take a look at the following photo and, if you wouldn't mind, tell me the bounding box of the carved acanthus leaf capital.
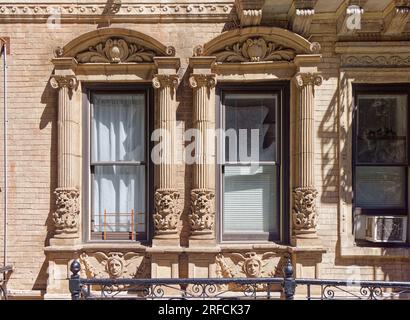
[295,73,322,88]
[189,74,217,89]
[53,187,80,235]
[292,187,318,234]
[189,189,215,234]
[50,75,78,90]
[152,74,179,89]
[154,188,181,234]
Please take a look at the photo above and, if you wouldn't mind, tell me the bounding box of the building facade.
[1,0,410,299]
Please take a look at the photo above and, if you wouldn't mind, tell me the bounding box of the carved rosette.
[50,75,78,90]
[189,74,216,89]
[152,74,180,89]
[213,37,296,63]
[75,38,156,63]
[53,187,80,235]
[292,187,318,234]
[189,189,215,234]
[295,72,323,88]
[154,189,181,234]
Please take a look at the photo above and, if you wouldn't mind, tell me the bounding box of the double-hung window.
[219,84,289,242]
[353,84,410,244]
[85,88,150,241]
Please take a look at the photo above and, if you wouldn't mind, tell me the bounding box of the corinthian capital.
[189,74,217,89]
[152,74,179,89]
[50,75,78,90]
[295,73,323,88]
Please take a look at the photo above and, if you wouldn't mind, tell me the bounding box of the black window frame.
[216,82,290,243]
[353,83,410,246]
[82,83,154,243]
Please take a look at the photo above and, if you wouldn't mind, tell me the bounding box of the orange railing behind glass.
[91,209,145,240]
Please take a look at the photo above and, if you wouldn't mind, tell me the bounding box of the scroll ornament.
[189,189,215,234]
[53,188,80,235]
[154,189,181,233]
[292,187,318,233]
[213,38,296,63]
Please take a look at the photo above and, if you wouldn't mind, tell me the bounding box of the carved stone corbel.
[289,0,318,37]
[384,0,410,35]
[235,0,265,27]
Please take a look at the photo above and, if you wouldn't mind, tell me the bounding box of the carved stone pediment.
[79,251,150,279]
[213,37,296,63]
[75,38,156,63]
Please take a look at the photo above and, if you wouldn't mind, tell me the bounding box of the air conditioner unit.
[365,216,407,243]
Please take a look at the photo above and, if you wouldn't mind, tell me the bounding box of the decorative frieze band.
[154,189,181,234]
[295,72,323,87]
[0,2,234,21]
[50,75,78,89]
[53,187,80,235]
[189,74,217,89]
[189,189,215,234]
[292,187,318,234]
[341,55,410,67]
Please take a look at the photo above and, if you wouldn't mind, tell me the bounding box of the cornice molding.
[0,2,234,22]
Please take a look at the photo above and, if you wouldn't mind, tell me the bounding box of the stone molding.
[341,55,410,67]
[292,187,319,235]
[189,189,215,234]
[154,189,181,234]
[53,188,80,235]
[79,251,149,279]
[50,75,78,89]
[0,2,234,21]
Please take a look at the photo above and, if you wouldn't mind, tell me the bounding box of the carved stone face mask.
[108,259,123,277]
[245,259,261,277]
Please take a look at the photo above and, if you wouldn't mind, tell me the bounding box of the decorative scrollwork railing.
[68,260,410,300]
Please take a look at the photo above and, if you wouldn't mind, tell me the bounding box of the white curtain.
[91,94,146,233]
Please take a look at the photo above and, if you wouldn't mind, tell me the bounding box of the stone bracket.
[234,0,265,26]
[288,0,318,37]
[383,0,410,35]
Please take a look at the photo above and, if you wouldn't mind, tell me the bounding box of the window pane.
[224,93,277,162]
[92,93,145,162]
[92,165,146,233]
[357,94,407,163]
[223,165,278,235]
[355,166,405,208]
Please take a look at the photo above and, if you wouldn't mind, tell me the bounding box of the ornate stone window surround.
[337,41,410,259]
[191,27,324,248]
[49,28,180,246]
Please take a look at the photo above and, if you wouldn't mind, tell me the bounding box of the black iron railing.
[68,260,410,300]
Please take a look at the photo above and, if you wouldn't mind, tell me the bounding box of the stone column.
[152,57,181,246]
[188,57,217,246]
[49,60,80,244]
[292,55,322,246]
